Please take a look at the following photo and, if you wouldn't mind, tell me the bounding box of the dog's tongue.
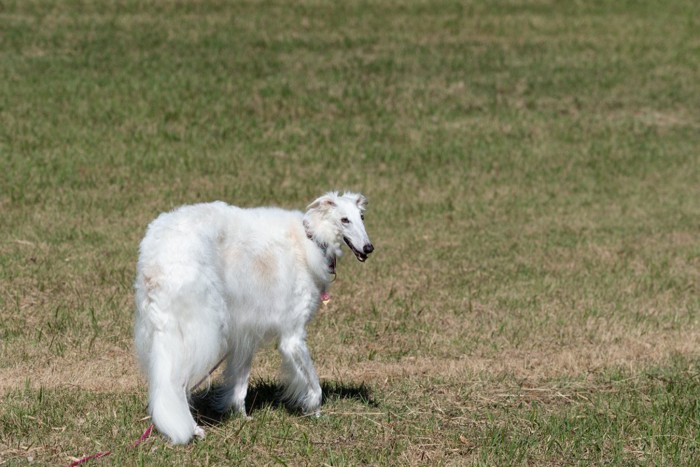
[321,291,331,305]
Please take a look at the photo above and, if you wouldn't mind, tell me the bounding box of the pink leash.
[68,423,153,466]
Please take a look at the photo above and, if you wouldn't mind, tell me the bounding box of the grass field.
[2,0,700,464]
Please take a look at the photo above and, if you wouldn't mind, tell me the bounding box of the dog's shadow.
[191,379,378,426]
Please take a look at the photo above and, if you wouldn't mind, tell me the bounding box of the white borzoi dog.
[134,191,373,444]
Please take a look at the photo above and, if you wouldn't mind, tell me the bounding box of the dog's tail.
[147,333,200,445]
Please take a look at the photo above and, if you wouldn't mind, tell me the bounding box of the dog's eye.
[361,214,365,221]
[341,217,350,224]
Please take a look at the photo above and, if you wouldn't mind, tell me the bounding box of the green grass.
[475,359,700,464]
[1,0,700,464]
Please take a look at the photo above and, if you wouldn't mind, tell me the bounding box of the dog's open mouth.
[344,237,368,262]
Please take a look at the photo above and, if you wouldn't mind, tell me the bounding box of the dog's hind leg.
[148,332,204,444]
[278,334,322,415]
[212,346,254,417]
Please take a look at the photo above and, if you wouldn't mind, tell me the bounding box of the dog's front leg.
[278,335,322,416]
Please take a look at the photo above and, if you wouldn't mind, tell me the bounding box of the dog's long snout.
[363,243,374,255]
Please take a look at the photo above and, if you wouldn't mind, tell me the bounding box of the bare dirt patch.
[0,344,141,395]
[3,325,698,398]
[325,328,700,386]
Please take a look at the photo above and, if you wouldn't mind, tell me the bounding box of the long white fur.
[134,191,372,444]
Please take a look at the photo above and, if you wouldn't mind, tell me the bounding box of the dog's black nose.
[364,243,374,255]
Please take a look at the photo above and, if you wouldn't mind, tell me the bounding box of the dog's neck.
[302,214,341,275]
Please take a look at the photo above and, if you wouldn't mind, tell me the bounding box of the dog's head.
[306,191,374,262]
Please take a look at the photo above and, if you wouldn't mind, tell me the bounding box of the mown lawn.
[1,0,699,464]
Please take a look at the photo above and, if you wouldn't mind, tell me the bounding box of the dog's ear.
[307,193,337,211]
[354,193,368,211]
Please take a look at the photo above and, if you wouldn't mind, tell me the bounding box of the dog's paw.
[238,407,252,421]
[193,425,206,439]
[302,408,321,418]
